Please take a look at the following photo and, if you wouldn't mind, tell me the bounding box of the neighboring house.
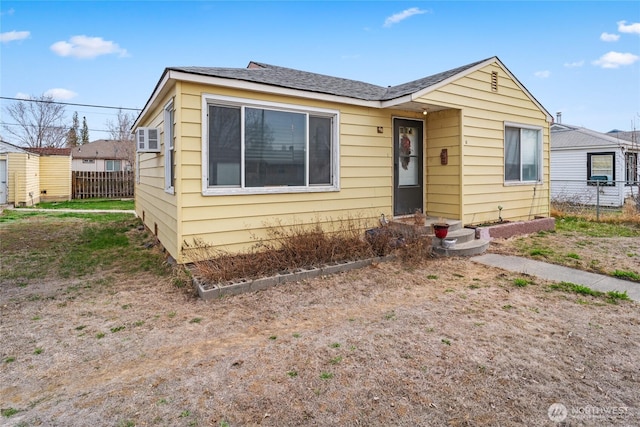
[550,123,639,207]
[133,56,552,264]
[0,141,71,205]
[71,139,133,172]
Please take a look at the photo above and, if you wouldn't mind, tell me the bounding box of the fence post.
[596,180,600,221]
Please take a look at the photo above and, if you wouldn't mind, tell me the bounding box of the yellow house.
[133,57,553,264]
[0,141,72,206]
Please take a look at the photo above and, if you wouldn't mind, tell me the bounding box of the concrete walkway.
[473,253,640,302]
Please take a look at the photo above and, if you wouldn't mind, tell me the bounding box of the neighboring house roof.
[135,56,552,129]
[607,130,640,144]
[551,123,637,150]
[71,139,131,160]
[0,140,35,154]
[27,147,71,156]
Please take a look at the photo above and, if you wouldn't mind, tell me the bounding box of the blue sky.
[1,1,639,141]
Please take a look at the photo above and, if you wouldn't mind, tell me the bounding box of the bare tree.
[2,95,67,148]
[106,108,136,171]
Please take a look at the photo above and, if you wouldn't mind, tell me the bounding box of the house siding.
[146,82,414,262]
[551,148,626,207]
[134,59,551,263]
[7,152,40,206]
[418,63,550,225]
[39,155,71,202]
[135,84,180,259]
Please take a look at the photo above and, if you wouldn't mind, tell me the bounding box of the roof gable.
[0,140,33,154]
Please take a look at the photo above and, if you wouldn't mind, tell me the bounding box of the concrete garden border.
[467,217,555,240]
[193,256,393,300]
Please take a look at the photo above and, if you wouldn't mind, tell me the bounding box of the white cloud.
[617,20,640,35]
[15,92,31,100]
[0,8,15,16]
[0,30,30,43]
[50,35,129,59]
[44,88,78,100]
[600,32,620,42]
[592,51,640,68]
[564,60,585,68]
[534,70,551,78]
[384,7,428,27]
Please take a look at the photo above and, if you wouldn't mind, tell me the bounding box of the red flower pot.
[433,224,449,239]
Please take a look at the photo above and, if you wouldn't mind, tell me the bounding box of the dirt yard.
[1,214,639,426]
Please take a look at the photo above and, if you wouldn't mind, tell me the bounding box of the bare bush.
[187,217,431,284]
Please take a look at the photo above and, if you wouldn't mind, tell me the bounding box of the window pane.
[590,154,613,178]
[245,108,305,187]
[521,129,539,181]
[309,116,332,185]
[208,105,241,186]
[504,127,520,181]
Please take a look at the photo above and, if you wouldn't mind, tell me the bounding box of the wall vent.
[491,71,499,92]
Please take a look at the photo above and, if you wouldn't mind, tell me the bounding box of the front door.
[393,118,423,216]
[0,159,7,205]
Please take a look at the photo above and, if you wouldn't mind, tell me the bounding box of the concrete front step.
[388,217,489,257]
[432,238,490,257]
[432,227,476,245]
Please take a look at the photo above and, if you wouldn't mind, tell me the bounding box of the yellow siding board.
[39,156,71,201]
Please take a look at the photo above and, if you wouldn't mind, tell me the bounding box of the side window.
[587,152,615,186]
[164,100,175,194]
[505,124,542,183]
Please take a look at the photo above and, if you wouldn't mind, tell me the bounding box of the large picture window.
[587,152,615,186]
[203,95,338,194]
[504,124,542,183]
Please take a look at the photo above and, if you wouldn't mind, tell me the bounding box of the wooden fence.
[72,171,134,199]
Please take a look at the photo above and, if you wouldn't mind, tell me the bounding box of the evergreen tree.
[81,116,90,144]
[66,112,79,147]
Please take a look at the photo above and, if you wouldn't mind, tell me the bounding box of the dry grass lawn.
[1,212,639,426]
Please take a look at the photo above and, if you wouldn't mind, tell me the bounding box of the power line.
[0,96,141,111]
[1,121,114,133]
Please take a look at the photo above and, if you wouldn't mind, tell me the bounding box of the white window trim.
[504,121,543,186]
[164,99,175,194]
[201,93,340,196]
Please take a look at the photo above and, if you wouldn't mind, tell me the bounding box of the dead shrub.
[187,216,404,284]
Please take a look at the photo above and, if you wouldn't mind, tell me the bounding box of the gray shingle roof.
[168,57,492,103]
[551,123,632,149]
[72,139,132,159]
